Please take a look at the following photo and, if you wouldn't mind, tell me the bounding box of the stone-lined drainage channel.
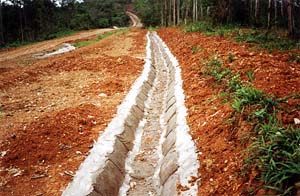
[62,32,199,196]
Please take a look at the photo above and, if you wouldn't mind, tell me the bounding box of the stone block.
[124,111,140,131]
[108,138,128,173]
[165,104,176,123]
[161,173,179,196]
[137,90,148,103]
[130,104,144,120]
[166,96,176,113]
[135,96,145,111]
[166,113,177,136]
[159,149,178,185]
[93,160,124,196]
[167,87,175,102]
[162,130,176,156]
[117,124,135,151]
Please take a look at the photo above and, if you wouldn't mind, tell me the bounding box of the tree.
[287,0,295,37]
[255,0,260,24]
[0,1,4,45]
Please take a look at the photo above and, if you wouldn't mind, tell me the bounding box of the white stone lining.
[153,32,199,196]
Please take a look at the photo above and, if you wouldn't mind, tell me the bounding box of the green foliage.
[186,21,215,34]
[1,0,129,47]
[203,56,231,82]
[0,106,3,118]
[231,86,264,113]
[147,26,159,31]
[186,22,299,52]
[227,73,241,91]
[219,92,229,103]
[74,31,114,48]
[250,117,300,195]
[288,53,300,63]
[246,70,255,82]
[191,45,202,54]
[201,55,299,195]
[234,30,297,52]
[134,0,161,26]
[228,53,235,63]
[74,40,94,48]
[186,21,239,37]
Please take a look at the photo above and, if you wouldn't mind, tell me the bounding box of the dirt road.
[0,28,114,64]
[126,11,143,28]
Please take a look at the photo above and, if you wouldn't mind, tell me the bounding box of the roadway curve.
[126,11,143,28]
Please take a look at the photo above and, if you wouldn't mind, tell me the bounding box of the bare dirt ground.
[0,28,147,196]
[158,27,300,195]
[0,28,114,64]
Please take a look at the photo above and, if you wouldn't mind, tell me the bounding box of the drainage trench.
[62,32,198,196]
[124,32,169,196]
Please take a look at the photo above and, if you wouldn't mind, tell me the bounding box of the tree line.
[134,0,300,38]
[0,0,131,47]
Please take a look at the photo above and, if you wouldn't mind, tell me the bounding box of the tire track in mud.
[63,32,198,196]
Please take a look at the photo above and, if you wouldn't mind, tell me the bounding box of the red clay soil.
[158,27,300,195]
[0,29,147,196]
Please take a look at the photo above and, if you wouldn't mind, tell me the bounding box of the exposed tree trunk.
[173,0,176,25]
[192,0,195,22]
[274,0,277,25]
[177,0,180,24]
[0,2,4,45]
[267,0,272,29]
[18,6,24,43]
[184,0,190,24]
[161,0,164,26]
[281,0,284,17]
[164,0,168,26]
[195,0,198,21]
[168,0,172,26]
[200,0,203,19]
[255,0,260,24]
[287,0,295,37]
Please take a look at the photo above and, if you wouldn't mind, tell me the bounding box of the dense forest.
[0,0,130,47]
[1,0,300,47]
[135,0,300,38]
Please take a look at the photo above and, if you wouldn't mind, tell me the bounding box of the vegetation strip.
[186,21,300,52]
[203,56,300,195]
[74,31,116,48]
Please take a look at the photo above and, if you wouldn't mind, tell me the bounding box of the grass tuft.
[74,31,115,48]
[201,55,300,195]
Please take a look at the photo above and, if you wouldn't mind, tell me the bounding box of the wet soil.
[0,29,147,196]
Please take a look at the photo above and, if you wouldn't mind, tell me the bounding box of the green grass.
[201,56,300,195]
[234,30,297,52]
[147,26,159,31]
[185,22,298,52]
[203,56,231,82]
[288,53,300,63]
[250,117,300,195]
[246,70,255,82]
[0,105,4,118]
[186,21,239,37]
[191,45,202,54]
[74,31,115,48]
